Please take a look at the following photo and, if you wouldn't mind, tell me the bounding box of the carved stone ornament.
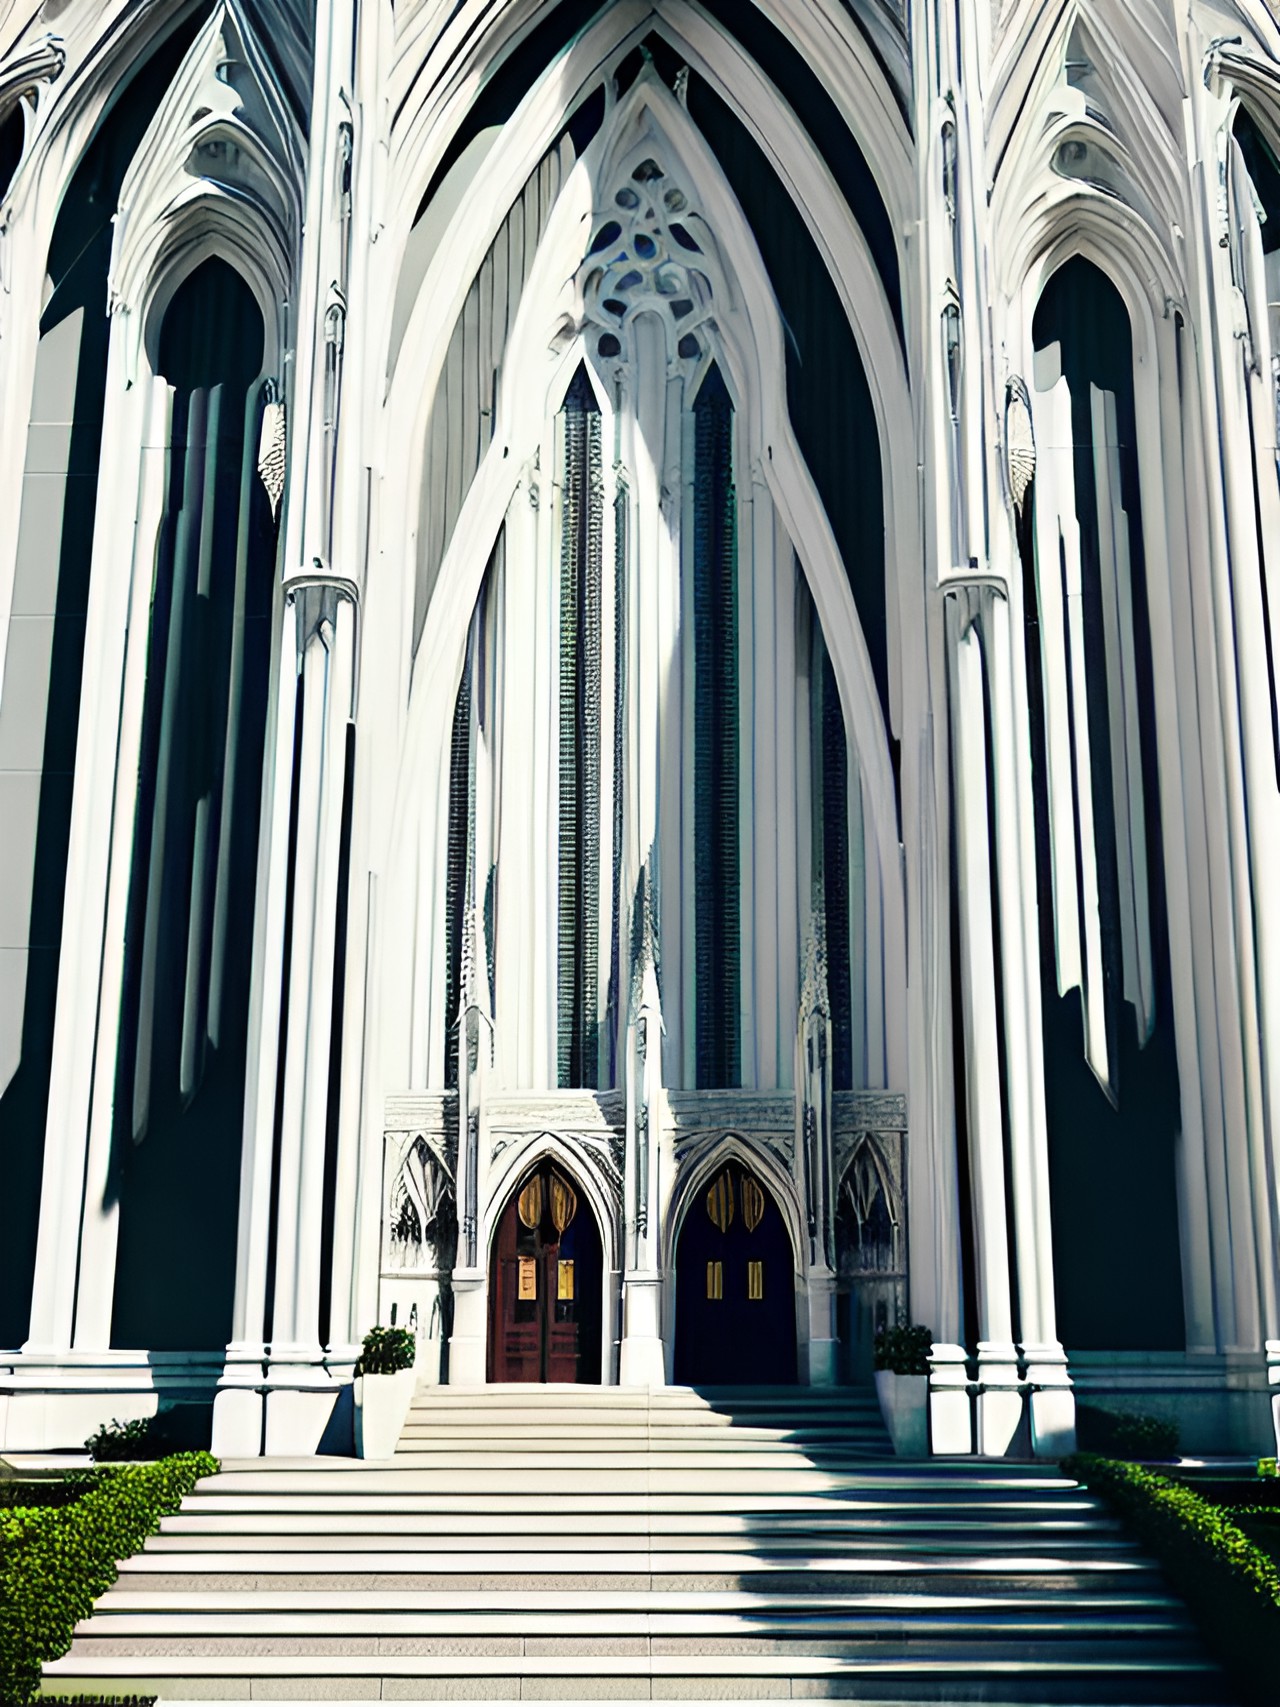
[0,30,64,189]
[257,381,287,520]
[386,1134,455,1272]
[574,99,717,378]
[108,0,304,328]
[1003,377,1035,518]
[832,1090,908,1131]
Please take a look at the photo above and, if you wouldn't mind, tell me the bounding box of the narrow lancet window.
[692,362,739,1087]
[113,257,273,1349]
[557,367,603,1087]
[444,646,475,1088]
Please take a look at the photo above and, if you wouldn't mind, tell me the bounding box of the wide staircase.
[43,1385,1230,1704]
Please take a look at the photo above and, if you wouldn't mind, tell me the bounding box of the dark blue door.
[674,1163,797,1385]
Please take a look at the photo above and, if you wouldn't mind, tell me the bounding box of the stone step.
[103,1565,1165,1596]
[155,1508,1119,1536]
[86,1589,1183,1614]
[40,1648,1229,1705]
[170,1488,1106,1514]
[207,1462,1081,1488]
[138,1526,1135,1555]
[122,1699,1234,1707]
[40,1390,1225,1705]
[393,1426,892,1445]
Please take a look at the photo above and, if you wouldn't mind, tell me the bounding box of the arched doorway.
[834,1137,904,1384]
[674,1161,797,1385]
[487,1159,602,1383]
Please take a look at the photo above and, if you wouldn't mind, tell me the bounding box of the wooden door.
[674,1163,797,1385]
[488,1161,602,1383]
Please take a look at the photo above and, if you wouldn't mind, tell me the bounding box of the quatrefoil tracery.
[578,154,716,371]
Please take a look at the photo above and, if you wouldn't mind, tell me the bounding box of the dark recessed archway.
[487,1157,603,1383]
[674,1160,797,1385]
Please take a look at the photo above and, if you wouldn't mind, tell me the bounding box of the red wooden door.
[488,1161,602,1383]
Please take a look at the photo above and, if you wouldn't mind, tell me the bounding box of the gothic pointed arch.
[376,0,916,744]
[108,0,305,375]
[378,67,907,1103]
[1019,254,1185,1353]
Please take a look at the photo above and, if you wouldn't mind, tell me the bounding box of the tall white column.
[948,593,1021,1457]
[984,590,1073,1456]
[619,876,666,1385]
[213,597,298,1453]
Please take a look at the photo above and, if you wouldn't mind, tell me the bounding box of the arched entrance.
[487,1159,602,1383]
[674,1162,797,1385]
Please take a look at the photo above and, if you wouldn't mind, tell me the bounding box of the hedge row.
[0,1453,216,1704]
[1065,1452,1280,1705]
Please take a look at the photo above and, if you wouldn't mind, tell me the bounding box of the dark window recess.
[557,367,603,1089]
[692,364,741,1089]
[689,0,902,341]
[0,103,23,202]
[1026,257,1184,1352]
[0,9,206,1349]
[688,75,891,731]
[819,649,854,1091]
[409,0,606,214]
[110,258,274,1353]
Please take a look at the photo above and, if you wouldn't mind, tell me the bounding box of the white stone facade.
[1,0,1280,1458]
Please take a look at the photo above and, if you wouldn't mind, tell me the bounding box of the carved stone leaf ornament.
[389,1135,453,1269]
[1003,377,1035,517]
[257,386,287,518]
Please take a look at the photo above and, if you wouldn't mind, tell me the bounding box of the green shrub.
[1075,1404,1179,1459]
[0,1452,215,1703]
[873,1323,932,1375]
[1065,1452,1280,1706]
[84,1417,155,1462]
[354,1324,417,1376]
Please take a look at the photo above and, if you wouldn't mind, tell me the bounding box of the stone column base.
[619,1272,666,1385]
[928,1343,973,1454]
[976,1341,1025,1457]
[447,1270,488,1384]
[211,1358,266,1458]
[1024,1341,1075,1457]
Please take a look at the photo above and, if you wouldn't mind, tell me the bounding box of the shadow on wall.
[109,258,273,1354]
[1026,257,1184,1353]
[0,17,203,1348]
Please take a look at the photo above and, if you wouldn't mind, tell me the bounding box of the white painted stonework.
[1,0,1280,1461]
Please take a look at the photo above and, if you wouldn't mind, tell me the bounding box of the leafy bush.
[0,1452,215,1703]
[354,1324,417,1377]
[1065,1452,1280,1707]
[0,1472,104,1513]
[1076,1403,1179,1460]
[84,1417,155,1462]
[873,1323,932,1375]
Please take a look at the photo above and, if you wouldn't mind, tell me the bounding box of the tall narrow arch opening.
[415,68,899,1102]
[109,256,276,1351]
[0,17,205,1347]
[1023,255,1183,1351]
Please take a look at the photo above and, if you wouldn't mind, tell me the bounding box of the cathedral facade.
[3,0,1280,1458]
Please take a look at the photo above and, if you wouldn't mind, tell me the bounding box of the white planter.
[875,1370,929,1457]
[354,1367,417,1460]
